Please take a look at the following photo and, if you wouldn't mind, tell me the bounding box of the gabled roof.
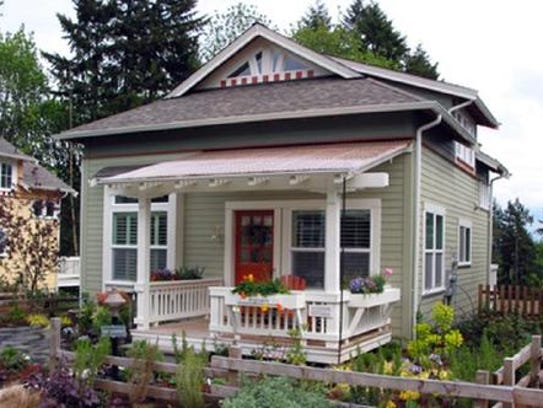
[167,23,361,98]
[0,137,75,194]
[331,56,499,128]
[0,138,35,162]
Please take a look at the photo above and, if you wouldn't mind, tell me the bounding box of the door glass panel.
[241,216,250,226]
[264,215,273,227]
[240,248,250,262]
[253,216,261,226]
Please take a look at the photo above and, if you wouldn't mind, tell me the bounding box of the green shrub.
[126,340,164,405]
[176,347,206,408]
[222,376,332,408]
[74,336,111,388]
[0,346,30,371]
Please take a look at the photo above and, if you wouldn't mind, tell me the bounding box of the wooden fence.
[0,293,78,317]
[478,284,543,318]
[49,318,543,407]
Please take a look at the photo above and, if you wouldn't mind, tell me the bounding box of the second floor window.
[0,163,13,189]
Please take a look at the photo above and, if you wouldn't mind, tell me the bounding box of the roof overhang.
[56,100,473,145]
[476,150,510,177]
[94,140,412,197]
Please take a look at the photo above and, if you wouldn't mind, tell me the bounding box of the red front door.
[235,210,274,284]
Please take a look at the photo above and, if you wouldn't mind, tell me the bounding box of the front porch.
[95,141,408,363]
[132,285,400,364]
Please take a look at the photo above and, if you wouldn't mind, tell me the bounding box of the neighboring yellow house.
[0,138,75,291]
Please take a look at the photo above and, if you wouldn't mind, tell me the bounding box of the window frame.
[109,195,170,282]
[458,219,472,267]
[285,199,380,290]
[423,203,446,295]
[0,162,15,191]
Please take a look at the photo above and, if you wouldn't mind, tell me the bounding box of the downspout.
[412,114,442,337]
[487,173,507,285]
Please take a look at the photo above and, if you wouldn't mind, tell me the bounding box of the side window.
[424,208,445,292]
[458,220,472,266]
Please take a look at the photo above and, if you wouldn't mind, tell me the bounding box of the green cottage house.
[57,24,508,363]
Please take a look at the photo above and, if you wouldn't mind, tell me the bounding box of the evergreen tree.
[342,0,438,79]
[493,199,536,284]
[404,44,439,80]
[298,0,332,30]
[44,0,203,126]
[199,3,273,63]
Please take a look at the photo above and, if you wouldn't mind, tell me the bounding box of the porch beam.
[347,173,389,190]
[135,197,151,330]
[289,175,310,185]
[324,191,341,293]
[175,180,197,189]
[247,176,270,186]
[209,178,230,188]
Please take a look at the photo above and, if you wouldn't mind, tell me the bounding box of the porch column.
[135,197,151,330]
[324,190,341,293]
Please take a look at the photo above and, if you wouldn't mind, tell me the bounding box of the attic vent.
[221,47,314,88]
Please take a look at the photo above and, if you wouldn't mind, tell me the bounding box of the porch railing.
[209,286,400,346]
[149,278,222,326]
[57,256,81,288]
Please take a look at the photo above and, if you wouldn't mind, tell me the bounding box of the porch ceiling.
[94,140,411,195]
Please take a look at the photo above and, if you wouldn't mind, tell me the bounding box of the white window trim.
[0,160,16,191]
[224,199,381,289]
[423,202,446,295]
[458,218,472,267]
[102,188,174,289]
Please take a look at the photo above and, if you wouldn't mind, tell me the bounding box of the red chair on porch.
[280,275,306,290]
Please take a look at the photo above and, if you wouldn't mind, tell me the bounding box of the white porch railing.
[209,286,400,346]
[57,256,81,288]
[149,278,222,326]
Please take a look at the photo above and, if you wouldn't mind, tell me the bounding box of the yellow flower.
[260,303,269,313]
[385,401,397,408]
[399,390,420,401]
[248,274,254,282]
[439,370,449,380]
[383,361,394,375]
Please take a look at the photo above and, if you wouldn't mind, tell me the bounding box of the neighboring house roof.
[0,138,35,162]
[22,161,76,194]
[97,140,411,185]
[57,77,425,139]
[0,137,75,195]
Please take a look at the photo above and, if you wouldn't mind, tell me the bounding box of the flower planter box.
[347,287,400,308]
[224,291,306,310]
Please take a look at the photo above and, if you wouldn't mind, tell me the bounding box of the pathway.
[0,326,50,364]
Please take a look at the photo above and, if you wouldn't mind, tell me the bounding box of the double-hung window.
[291,210,325,288]
[0,163,13,190]
[111,195,168,281]
[341,209,371,284]
[424,206,445,292]
[458,220,472,266]
[289,201,378,289]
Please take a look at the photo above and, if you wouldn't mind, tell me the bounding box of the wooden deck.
[131,317,393,364]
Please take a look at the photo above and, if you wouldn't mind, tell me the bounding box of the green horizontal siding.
[419,146,489,319]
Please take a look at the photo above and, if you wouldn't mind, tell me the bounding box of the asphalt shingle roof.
[60,77,422,137]
[23,161,74,193]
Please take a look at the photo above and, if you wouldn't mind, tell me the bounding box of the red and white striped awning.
[97,140,411,188]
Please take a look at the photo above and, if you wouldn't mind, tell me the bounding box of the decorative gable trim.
[167,23,360,98]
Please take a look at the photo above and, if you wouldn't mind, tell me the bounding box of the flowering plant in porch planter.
[150,266,205,282]
[231,274,289,298]
[349,268,393,294]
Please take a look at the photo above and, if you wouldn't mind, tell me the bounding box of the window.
[424,207,445,292]
[341,209,371,284]
[111,196,168,281]
[150,212,167,272]
[0,163,13,190]
[458,220,472,266]
[291,210,325,289]
[0,228,7,256]
[290,207,373,289]
[455,142,475,168]
[478,180,491,210]
[112,212,138,281]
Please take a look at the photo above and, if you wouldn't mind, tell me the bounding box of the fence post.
[503,357,515,408]
[530,335,541,387]
[474,370,490,408]
[49,317,61,371]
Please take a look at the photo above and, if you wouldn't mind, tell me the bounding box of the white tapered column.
[135,197,151,329]
[324,190,341,293]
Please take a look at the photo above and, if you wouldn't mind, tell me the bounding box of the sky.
[1,0,543,221]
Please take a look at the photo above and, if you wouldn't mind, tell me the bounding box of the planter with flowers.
[226,274,306,310]
[150,266,204,282]
[347,268,400,308]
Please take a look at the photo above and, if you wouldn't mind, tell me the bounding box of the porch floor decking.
[131,318,393,364]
